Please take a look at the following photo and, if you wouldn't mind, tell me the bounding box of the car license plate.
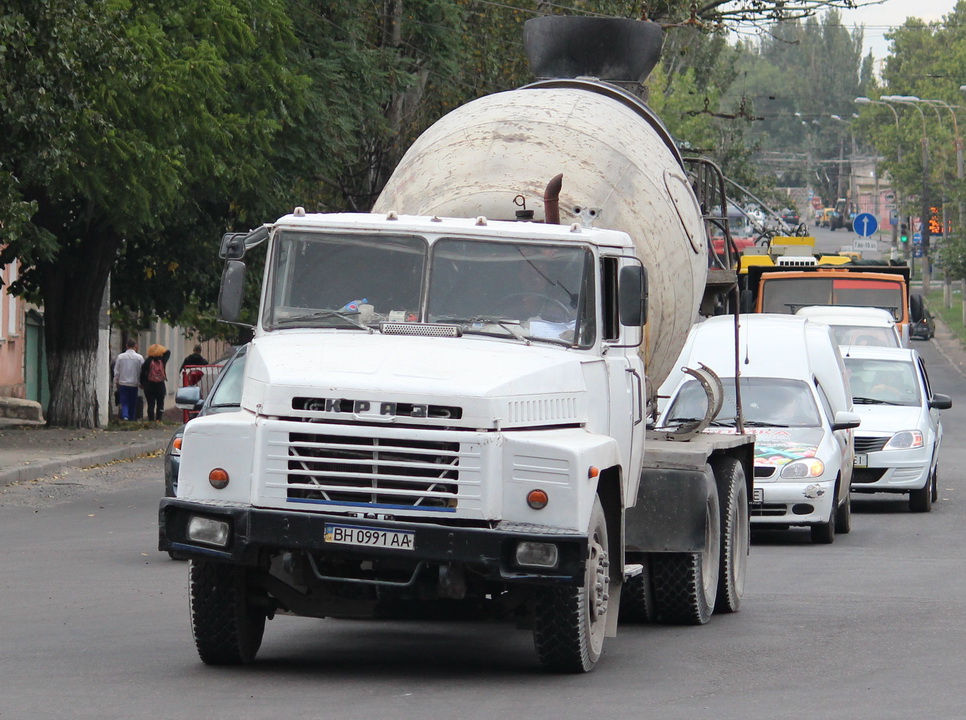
[854,454,868,469]
[753,488,764,503]
[324,524,415,551]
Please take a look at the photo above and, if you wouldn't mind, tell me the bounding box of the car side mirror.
[618,264,648,327]
[218,260,247,323]
[175,385,203,411]
[832,410,861,431]
[930,393,952,410]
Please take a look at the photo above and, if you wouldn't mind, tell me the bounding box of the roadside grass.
[925,284,966,345]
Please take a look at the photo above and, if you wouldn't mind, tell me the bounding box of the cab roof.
[270,210,635,249]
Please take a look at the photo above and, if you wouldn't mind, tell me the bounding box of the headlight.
[170,435,183,456]
[781,458,825,479]
[884,430,924,450]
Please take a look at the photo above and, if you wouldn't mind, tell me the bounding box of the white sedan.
[844,347,951,512]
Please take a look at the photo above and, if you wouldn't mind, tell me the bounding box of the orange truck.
[741,262,911,343]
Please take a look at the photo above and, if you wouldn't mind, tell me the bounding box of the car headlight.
[884,430,923,450]
[170,435,183,456]
[780,458,825,479]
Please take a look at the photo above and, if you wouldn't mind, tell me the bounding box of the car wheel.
[810,508,835,544]
[931,466,939,503]
[909,479,932,513]
[835,488,852,534]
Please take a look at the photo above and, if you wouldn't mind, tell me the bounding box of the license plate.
[324,524,415,551]
[753,488,764,503]
[854,454,868,469]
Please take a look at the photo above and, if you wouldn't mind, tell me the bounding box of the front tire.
[930,466,939,503]
[835,487,852,534]
[910,477,933,513]
[190,560,266,665]
[810,509,835,544]
[534,497,610,673]
[650,469,720,625]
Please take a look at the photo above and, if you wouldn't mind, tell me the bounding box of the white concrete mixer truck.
[159,16,755,673]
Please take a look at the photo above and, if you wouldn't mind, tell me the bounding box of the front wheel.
[835,488,852,534]
[810,509,835,544]
[534,497,611,673]
[190,560,267,665]
[909,477,933,513]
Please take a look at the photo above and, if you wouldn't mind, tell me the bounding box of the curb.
[0,440,165,489]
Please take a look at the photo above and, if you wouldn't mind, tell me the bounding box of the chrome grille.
[285,432,461,508]
[854,436,889,454]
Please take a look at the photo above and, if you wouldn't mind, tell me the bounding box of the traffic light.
[900,223,909,242]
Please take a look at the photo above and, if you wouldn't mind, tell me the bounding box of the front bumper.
[851,450,932,492]
[159,498,588,585]
[751,479,836,526]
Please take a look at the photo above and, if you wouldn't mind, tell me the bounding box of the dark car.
[780,207,801,226]
[909,294,936,341]
[164,344,248,498]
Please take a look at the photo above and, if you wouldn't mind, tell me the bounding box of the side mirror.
[832,410,861,431]
[218,260,247,323]
[219,225,270,260]
[930,393,952,410]
[175,385,203,411]
[618,264,648,327]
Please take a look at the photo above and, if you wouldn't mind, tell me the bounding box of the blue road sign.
[853,212,879,237]
[913,232,922,245]
[913,245,923,258]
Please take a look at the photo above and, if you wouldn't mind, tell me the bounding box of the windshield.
[266,231,426,329]
[428,239,595,346]
[664,377,823,429]
[844,357,922,406]
[760,276,904,320]
[831,325,899,348]
[264,230,596,347]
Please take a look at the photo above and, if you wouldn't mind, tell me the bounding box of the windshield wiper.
[276,309,374,332]
[853,396,901,405]
[663,417,735,427]
[743,420,788,427]
[433,316,531,344]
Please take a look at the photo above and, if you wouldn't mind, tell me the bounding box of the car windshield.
[831,325,899,348]
[844,357,922,406]
[206,349,247,409]
[264,230,596,347]
[664,377,823,429]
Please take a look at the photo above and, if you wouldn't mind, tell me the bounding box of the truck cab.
[161,211,649,672]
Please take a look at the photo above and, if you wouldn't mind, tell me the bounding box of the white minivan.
[659,314,861,543]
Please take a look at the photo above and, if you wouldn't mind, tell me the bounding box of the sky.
[837,0,955,61]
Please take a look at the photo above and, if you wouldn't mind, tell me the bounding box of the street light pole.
[883,95,931,289]
[856,97,902,251]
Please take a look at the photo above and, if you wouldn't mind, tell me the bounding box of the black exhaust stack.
[523,16,664,83]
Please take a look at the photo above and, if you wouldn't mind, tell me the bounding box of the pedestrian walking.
[114,339,144,421]
[140,343,171,422]
[180,344,209,386]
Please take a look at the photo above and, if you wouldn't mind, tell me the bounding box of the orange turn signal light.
[527,489,549,509]
[208,468,230,490]
[588,466,600,478]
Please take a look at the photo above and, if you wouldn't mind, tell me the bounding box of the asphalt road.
[2,336,964,720]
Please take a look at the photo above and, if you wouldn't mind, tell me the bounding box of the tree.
[0,0,306,426]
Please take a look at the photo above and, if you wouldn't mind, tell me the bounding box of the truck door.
[601,255,645,503]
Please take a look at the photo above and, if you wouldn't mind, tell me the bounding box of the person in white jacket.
[113,339,144,421]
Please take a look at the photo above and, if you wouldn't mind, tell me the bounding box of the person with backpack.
[140,343,172,422]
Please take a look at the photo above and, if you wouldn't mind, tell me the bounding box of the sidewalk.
[0,417,175,488]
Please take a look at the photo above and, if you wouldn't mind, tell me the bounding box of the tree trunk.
[38,221,121,428]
